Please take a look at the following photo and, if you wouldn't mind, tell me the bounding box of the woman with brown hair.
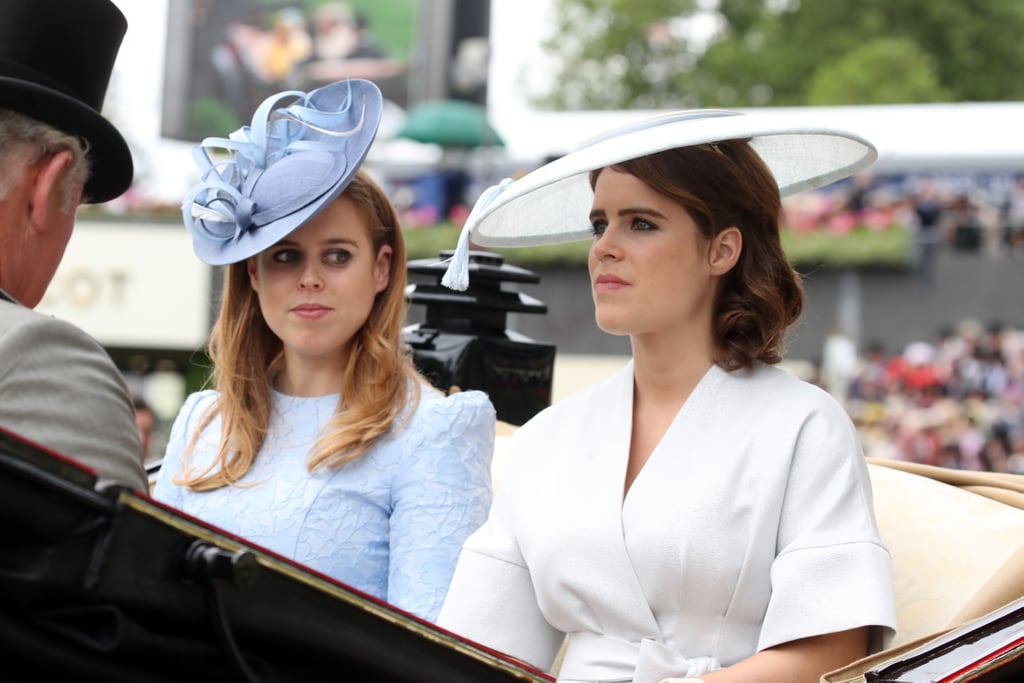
[437,112,897,682]
[153,79,494,623]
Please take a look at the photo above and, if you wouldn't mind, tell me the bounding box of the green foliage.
[806,38,952,105]
[535,0,1024,108]
[402,223,913,269]
[781,226,912,269]
[401,225,469,261]
[403,224,595,266]
[341,0,417,59]
[188,98,244,142]
[534,0,702,109]
[303,0,417,59]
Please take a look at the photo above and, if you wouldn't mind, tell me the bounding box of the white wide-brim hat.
[442,109,876,290]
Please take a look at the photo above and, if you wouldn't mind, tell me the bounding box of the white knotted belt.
[557,631,720,683]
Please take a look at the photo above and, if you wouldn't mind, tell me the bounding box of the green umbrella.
[398,99,504,149]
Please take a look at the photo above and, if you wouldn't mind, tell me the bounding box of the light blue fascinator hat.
[441,108,877,290]
[183,79,383,265]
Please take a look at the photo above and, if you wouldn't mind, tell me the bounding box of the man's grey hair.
[0,109,91,211]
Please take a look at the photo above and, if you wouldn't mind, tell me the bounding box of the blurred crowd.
[815,319,1024,473]
[784,173,1024,261]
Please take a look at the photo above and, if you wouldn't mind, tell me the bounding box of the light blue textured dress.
[152,385,495,623]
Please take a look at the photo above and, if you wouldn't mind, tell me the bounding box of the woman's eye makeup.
[589,215,658,238]
[271,248,299,263]
[267,245,355,265]
[325,249,352,265]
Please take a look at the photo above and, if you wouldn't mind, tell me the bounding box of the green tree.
[533,0,1024,109]
[533,0,701,109]
[806,37,952,105]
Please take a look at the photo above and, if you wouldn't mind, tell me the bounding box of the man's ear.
[28,150,75,233]
[709,226,742,276]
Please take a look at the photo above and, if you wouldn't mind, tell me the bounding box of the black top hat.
[0,0,134,203]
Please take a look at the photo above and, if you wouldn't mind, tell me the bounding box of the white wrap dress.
[438,361,896,683]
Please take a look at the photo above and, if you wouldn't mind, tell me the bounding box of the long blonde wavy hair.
[176,171,422,491]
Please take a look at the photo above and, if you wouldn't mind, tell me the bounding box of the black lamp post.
[404,250,555,426]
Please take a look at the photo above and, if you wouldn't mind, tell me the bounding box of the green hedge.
[79,212,911,270]
[404,223,914,269]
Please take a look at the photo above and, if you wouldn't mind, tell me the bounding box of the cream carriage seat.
[864,459,1024,646]
[823,459,1024,682]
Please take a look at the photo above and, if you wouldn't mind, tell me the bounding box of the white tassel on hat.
[441,177,514,291]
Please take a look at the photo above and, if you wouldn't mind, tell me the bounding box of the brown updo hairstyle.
[589,139,804,371]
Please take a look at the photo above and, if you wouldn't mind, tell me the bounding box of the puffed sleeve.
[152,391,216,509]
[0,314,147,491]
[387,389,496,622]
[437,425,565,672]
[758,397,897,651]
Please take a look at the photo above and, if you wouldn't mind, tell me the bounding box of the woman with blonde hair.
[154,79,495,622]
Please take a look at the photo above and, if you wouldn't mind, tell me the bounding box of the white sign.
[37,219,213,350]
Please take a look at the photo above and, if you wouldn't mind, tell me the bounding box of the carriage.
[2,424,1022,682]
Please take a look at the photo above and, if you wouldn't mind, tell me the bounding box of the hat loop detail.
[441,177,515,291]
[234,196,257,233]
[182,79,379,264]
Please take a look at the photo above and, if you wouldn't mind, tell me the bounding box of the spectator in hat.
[0,0,147,490]
[152,79,494,623]
[437,112,896,682]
